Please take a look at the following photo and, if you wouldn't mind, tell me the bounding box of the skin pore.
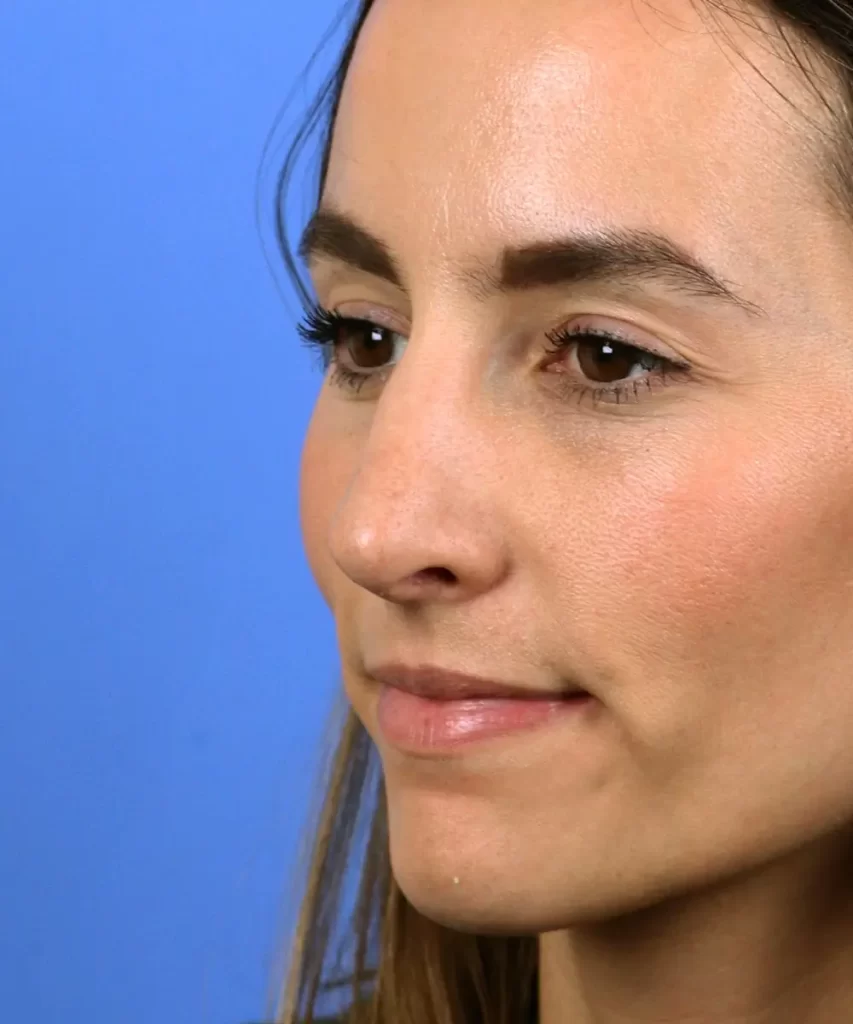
[298,0,853,1021]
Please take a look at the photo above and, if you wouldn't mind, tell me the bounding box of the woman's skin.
[299,0,853,1020]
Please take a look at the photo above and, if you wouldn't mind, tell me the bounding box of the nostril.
[374,567,459,603]
[413,567,456,585]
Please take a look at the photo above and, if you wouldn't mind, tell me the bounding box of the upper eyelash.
[296,301,694,406]
[296,303,358,370]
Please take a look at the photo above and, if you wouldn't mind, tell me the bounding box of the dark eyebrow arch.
[299,206,766,318]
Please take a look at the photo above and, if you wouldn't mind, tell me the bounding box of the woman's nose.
[326,352,511,606]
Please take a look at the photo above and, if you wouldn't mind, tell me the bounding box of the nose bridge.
[354,303,491,492]
[327,314,507,599]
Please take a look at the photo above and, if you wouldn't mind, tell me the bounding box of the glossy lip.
[365,662,588,701]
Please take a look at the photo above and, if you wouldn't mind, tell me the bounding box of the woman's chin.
[395,878,545,935]
[388,846,585,935]
[386,830,681,935]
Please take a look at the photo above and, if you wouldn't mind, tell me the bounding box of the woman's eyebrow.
[299,206,404,285]
[299,206,766,319]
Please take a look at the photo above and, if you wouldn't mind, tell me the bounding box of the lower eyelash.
[328,363,373,393]
[296,302,695,407]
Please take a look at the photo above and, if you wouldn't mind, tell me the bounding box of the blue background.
[0,2,350,1021]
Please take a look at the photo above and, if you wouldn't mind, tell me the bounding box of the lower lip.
[376,684,593,752]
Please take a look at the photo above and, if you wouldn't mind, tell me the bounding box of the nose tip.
[328,510,507,606]
[329,518,454,601]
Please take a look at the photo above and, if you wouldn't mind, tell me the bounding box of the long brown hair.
[263,2,853,1020]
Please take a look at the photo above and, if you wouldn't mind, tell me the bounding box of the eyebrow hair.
[298,206,766,318]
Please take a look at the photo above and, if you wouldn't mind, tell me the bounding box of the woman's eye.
[540,324,694,405]
[297,304,695,407]
[296,306,404,393]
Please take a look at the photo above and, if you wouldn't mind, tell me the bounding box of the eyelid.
[544,307,659,348]
[327,300,410,337]
[544,311,679,359]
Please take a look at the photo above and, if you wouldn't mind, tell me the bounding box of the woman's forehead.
[322,0,834,309]
[334,0,817,162]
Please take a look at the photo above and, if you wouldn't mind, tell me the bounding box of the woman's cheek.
[604,420,853,667]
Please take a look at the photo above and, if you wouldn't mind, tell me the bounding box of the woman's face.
[300,0,853,932]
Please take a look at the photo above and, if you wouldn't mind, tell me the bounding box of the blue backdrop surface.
[0,2,349,1021]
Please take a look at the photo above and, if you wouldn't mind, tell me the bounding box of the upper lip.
[366,662,587,701]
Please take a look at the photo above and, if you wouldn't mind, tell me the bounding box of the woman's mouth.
[375,680,594,752]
